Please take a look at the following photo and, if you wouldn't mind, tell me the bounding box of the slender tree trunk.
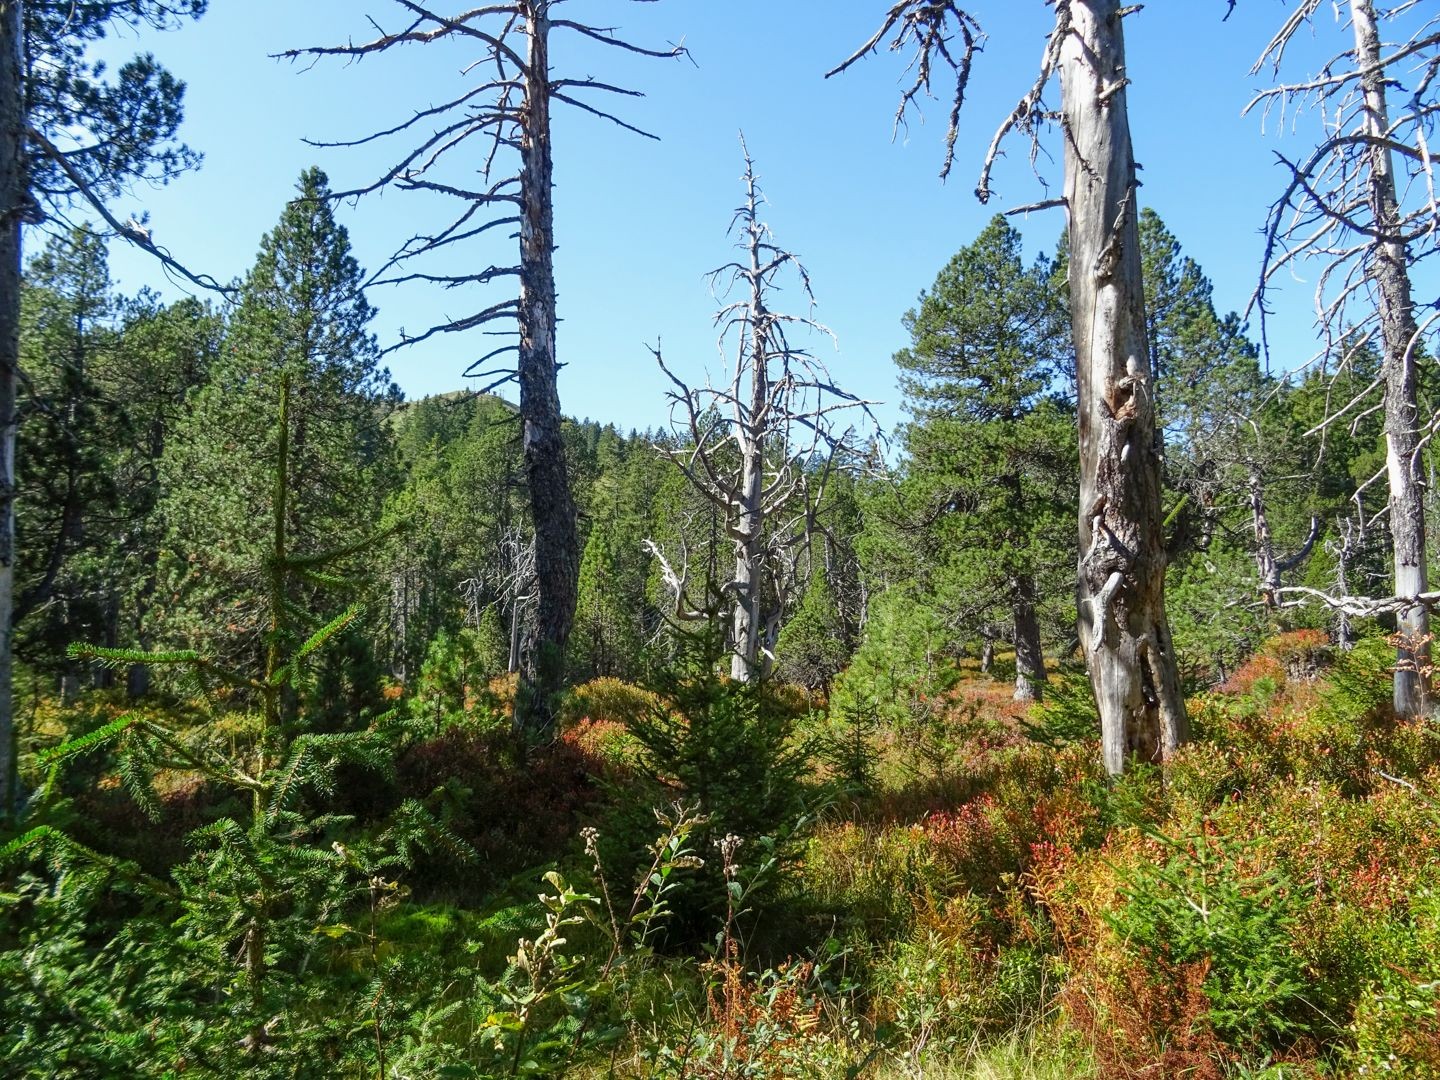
[1335,516,1358,651]
[508,597,523,676]
[516,2,578,729]
[1061,0,1188,775]
[980,637,994,674]
[730,187,769,684]
[1012,573,1046,702]
[1351,0,1430,716]
[730,432,764,683]
[1250,475,1279,605]
[0,0,21,821]
[730,441,762,681]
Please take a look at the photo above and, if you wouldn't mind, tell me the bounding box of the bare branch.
[826,2,984,181]
[26,127,231,295]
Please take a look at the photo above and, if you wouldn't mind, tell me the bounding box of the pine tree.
[573,513,644,682]
[1,0,208,821]
[775,560,849,694]
[159,168,399,683]
[15,228,122,680]
[892,215,1074,701]
[14,229,218,706]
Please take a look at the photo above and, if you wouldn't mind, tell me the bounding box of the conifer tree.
[159,168,399,681]
[573,513,644,682]
[892,215,1074,701]
[0,0,208,820]
[14,228,217,701]
[775,560,849,694]
[16,227,120,676]
[9,376,447,1071]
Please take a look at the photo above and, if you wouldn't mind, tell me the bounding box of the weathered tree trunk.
[730,265,768,683]
[1061,0,1188,775]
[1012,574,1046,702]
[0,0,21,821]
[980,637,995,674]
[1250,474,1318,609]
[1250,476,1281,607]
[1352,0,1430,717]
[516,1,578,730]
[1335,515,1358,651]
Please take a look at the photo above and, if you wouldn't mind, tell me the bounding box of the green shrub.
[1106,820,1310,1052]
[1343,887,1440,1075]
[617,656,817,944]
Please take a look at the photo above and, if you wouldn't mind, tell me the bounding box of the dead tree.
[650,144,872,683]
[488,525,538,677]
[284,2,683,731]
[1250,474,1320,609]
[831,0,1189,774]
[1249,0,1440,716]
[1330,511,1363,650]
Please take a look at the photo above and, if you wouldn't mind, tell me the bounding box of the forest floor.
[6,630,1440,1077]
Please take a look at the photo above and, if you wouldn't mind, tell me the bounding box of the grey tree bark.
[1060,0,1188,773]
[1012,574,1045,702]
[516,3,578,726]
[0,0,20,821]
[831,0,1187,773]
[1351,0,1430,716]
[727,177,776,684]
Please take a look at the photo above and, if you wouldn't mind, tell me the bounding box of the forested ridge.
[3,2,1440,1077]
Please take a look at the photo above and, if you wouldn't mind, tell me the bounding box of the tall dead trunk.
[516,1,578,730]
[1061,0,1188,775]
[730,228,769,684]
[1012,574,1045,702]
[0,0,21,821]
[1351,0,1430,717]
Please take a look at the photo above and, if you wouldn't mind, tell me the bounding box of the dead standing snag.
[283,3,685,730]
[650,144,874,683]
[1248,0,1440,717]
[831,0,1188,774]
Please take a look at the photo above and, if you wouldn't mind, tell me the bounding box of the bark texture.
[516,1,578,729]
[1012,574,1045,702]
[1351,0,1430,716]
[0,0,21,820]
[1060,0,1187,774]
[729,200,770,684]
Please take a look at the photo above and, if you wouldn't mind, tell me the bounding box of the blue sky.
[86,1,1369,435]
